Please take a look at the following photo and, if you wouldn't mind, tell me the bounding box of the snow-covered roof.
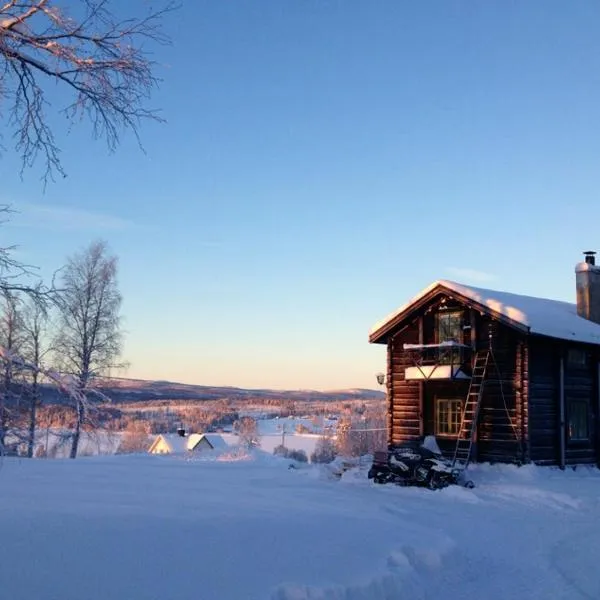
[370,279,600,346]
[149,434,195,453]
[200,434,228,450]
[163,434,191,453]
[184,433,228,450]
[149,433,230,453]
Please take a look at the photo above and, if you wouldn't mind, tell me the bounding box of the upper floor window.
[437,311,463,364]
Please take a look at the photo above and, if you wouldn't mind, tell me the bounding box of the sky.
[2,1,600,390]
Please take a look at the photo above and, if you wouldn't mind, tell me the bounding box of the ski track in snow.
[0,455,599,600]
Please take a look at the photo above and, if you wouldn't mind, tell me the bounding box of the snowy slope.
[0,456,599,600]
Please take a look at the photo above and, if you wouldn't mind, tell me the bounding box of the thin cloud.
[10,203,136,232]
[445,267,497,284]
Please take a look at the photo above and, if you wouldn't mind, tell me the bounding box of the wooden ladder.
[452,349,491,469]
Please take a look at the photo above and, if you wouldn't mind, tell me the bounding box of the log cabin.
[369,252,600,468]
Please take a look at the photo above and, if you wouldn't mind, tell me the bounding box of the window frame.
[435,397,464,437]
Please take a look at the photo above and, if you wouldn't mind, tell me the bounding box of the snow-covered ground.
[1,454,599,600]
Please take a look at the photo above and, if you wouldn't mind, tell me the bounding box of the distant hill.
[89,377,385,404]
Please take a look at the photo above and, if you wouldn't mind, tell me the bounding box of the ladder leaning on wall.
[451,349,491,469]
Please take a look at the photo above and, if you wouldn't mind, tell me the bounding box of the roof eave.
[528,331,600,347]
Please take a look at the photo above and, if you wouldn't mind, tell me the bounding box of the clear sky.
[2,1,600,390]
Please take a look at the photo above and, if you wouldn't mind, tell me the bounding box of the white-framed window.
[436,398,463,436]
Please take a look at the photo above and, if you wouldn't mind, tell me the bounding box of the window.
[437,311,463,364]
[567,348,588,368]
[436,398,463,436]
[568,400,589,441]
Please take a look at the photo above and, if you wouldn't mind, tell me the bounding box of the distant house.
[369,252,600,468]
[148,429,228,454]
[197,433,228,451]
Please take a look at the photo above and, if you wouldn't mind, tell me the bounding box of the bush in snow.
[273,444,289,458]
[287,449,308,463]
[311,436,336,464]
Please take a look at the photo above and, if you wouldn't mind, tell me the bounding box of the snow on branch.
[1,0,178,182]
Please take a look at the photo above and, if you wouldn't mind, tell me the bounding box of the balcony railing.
[402,342,473,381]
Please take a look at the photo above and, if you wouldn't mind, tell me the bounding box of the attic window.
[567,348,588,368]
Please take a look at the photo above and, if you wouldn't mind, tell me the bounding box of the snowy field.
[1,454,599,600]
[18,419,324,459]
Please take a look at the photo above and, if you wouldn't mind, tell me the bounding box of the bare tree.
[0,290,23,449]
[0,0,175,181]
[54,240,123,458]
[335,405,387,458]
[0,206,60,319]
[117,420,150,454]
[234,416,260,449]
[20,288,50,457]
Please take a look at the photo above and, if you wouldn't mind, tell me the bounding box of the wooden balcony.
[403,342,472,381]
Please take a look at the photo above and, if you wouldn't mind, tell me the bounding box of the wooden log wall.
[388,319,422,446]
[528,338,599,466]
[518,341,530,462]
[527,339,558,464]
[474,316,525,463]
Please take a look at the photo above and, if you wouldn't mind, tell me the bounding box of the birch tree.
[0,290,23,449]
[55,240,122,458]
[234,416,260,449]
[0,0,175,181]
[20,290,50,457]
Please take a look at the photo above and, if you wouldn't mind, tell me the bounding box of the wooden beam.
[418,314,424,437]
[387,337,393,447]
[559,353,566,469]
[522,342,530,463]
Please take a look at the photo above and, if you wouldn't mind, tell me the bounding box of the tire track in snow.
[549,524,600,600]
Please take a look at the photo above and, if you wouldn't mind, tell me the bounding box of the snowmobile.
[367,437,475,490]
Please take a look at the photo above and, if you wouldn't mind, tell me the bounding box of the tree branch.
[1,0,177,183]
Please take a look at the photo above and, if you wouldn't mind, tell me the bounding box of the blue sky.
[3,1,600,389]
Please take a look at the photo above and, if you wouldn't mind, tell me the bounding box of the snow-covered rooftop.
[370,279,600,345]
[159,434,190,453]
[201,434,228,450]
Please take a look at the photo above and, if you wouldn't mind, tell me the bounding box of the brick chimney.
[576,251,600,323]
